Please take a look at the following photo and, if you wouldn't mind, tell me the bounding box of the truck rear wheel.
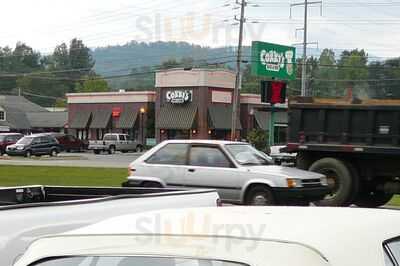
[355,191,394,208]
[309,158,354,206]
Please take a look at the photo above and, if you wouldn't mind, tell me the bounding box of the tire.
[142,181,163,188]
[355,191,394,208]
[135,145,143,153]
[0,149,3,156]
[25,150,32,158]
[245,185,275,206]
[108,146,116,154]
[309,158,354,207]
[93,150,100,155]
[344,162,361,205]
[50,149,58,157]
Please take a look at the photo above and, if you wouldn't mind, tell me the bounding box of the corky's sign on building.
[251,41,296,80]
[166,90,193,104]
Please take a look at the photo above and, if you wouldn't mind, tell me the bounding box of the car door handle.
[188,168,196,173]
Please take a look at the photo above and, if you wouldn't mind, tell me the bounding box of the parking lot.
[0,151,142,168]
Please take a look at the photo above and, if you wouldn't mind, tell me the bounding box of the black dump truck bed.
[287,97,400,154]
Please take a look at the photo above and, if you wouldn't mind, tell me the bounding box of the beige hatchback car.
[15,207,400,266]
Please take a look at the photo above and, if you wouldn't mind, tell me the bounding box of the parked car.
[14,207,400,266]
[0,133,23,155]
[125,140,329,206]
[89,133,144,154]
[0,185,220,266]
[269,145,297,165]
[6,134,61,157]
[44,132,87,152]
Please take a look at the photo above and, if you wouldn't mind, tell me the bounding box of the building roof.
[27,112,68,128]
[0,96,48,130]
[0,96,47,113]
[157,103,197,130]
[16,207,400,266]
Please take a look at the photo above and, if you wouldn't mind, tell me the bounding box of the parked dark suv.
[0,133,24,155]
[6,134,61,157]
[44,133,87,152]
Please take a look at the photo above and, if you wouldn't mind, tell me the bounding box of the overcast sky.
[1,0,400,59]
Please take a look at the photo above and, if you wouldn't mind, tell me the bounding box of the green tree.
[338,49,369,98]
[76,75,109,93]
[314,49,339,97]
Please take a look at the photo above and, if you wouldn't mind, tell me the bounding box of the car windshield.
[225,144,273,166]
[16,137,33,145]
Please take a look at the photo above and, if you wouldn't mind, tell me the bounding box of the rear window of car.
[30,256,247,266]
[385,238,400,265]
[146,143,189,165]
[104,135,117,141]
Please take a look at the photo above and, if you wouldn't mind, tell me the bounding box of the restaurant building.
[67,68,288,144]
[155,68,241,142]
[67,91,155,142]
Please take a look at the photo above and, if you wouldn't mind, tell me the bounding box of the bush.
[247,129,268,152]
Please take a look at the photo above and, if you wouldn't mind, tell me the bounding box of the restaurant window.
[0,111,5,121]
[167,130,190,140]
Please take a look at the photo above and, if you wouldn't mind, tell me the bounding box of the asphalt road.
[0,151,142,168]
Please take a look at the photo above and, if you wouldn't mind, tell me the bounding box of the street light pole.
[231,0,246,141]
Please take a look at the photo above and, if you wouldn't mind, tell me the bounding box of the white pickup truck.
[0,185,219,265]
[88,133,144,154]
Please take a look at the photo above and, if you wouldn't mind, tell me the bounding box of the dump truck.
[286,97,400,207]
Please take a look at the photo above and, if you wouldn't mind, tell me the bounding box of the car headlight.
[286,178,302,188]
[320,175,328,186]
[16,146,25,150]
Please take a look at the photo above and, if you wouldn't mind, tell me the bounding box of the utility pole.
[301,0,308,97]
[291,0,322,96]
[231,0,246,141]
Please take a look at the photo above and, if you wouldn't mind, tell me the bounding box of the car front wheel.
[50,149,58,157]
[25,150,32,158]
[245,185,275,206]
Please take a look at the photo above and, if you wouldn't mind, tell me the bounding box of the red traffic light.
[261,80,287,104]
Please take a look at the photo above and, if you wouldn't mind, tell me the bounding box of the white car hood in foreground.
[247,165,324,179]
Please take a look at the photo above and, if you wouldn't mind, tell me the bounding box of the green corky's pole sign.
[251,41,295,147]
[251,41,296,80]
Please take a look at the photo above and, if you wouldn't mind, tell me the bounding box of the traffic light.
[261,80,287,104]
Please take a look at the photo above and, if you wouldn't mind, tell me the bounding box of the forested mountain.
[0,39,399,107]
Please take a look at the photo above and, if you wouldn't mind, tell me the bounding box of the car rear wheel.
[93,150,100,154]
[245,185,275,206]
[135,145,143,153]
